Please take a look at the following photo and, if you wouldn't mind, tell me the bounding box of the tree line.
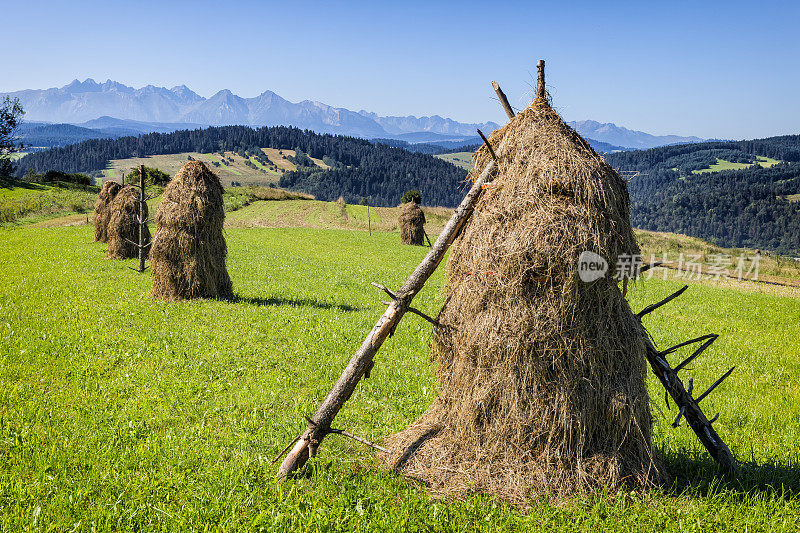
[17,125,469,207]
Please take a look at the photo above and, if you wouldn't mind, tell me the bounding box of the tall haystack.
[399,201,426,245]
[383,96,661,501]
[106,186,150,259]
[94,180,122,242]
[150,161,232,300]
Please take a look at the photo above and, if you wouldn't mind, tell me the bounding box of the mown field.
[1,219,799,531]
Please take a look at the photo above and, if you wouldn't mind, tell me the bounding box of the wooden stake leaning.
[637,286,736,470]
[276,159,498,479]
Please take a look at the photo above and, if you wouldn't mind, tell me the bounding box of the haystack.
[150,161,232,300]
[399,201,426,245]
[383,96,661,501]
[93,180,122,242]
[106,186,150,259]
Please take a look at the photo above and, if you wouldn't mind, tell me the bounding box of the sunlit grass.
[0,223,798,530]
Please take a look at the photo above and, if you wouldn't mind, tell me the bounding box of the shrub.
[401,190,422,204]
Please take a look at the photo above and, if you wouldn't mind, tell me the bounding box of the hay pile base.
[106,186,150,259]
[399,202,426,245]
[94,180,122,242]
[383,99,662,502]
[150,161,232,300]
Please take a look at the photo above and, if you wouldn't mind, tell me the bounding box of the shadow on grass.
[229,294,361,312]
[661,450,800,500]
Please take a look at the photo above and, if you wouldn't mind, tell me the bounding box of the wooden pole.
[367,203,371,236]
[536,59,546,101]
[491,81,515,120]
[138,164,146,273]
[637,287,735,470]
[277,159,498,479]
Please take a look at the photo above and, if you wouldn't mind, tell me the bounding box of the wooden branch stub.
[673,406,686,428]
[661,334,718,357]
[536,59,546,101]
[637,285,688,318]
[477,129,498,162]
[674,335,718,372]
[271,434,302,464]
[407,306,440,327]
[491,81,515,120]
[695,367,736,404]
[371,282,397,301]
[328,428,389,454]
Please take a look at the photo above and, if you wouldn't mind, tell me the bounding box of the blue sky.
[6,0,799,139]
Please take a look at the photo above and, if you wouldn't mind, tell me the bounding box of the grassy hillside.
[102,149,330,187]
[0,181,98,224]
[692,156,782,174]
[0,224,798,530]
[435,151,473,171]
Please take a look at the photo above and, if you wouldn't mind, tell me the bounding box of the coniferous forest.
[15,127,800,254]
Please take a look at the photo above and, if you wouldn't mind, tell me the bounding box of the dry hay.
[93,180,122,242]
[383,97,662,502]
[399,201,426,246]
[150,161,232,300]
[106,185,150,259]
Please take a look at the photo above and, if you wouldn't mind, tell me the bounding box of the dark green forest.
[605,135,800,255]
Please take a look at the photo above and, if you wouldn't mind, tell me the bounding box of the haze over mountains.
[3,79,705,150]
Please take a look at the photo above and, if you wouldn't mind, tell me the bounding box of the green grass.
[225,198,451,234]
[1,224,799,530]
[693,156,784,174]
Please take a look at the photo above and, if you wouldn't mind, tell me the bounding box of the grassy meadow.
[692,156,783,174]
[434,151,473,171]
[0,182,98,224]
[1,216,799,531]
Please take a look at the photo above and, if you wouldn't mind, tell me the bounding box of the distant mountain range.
[4,78,496,142]
[3,79,706,151]
[568,120,705,150]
